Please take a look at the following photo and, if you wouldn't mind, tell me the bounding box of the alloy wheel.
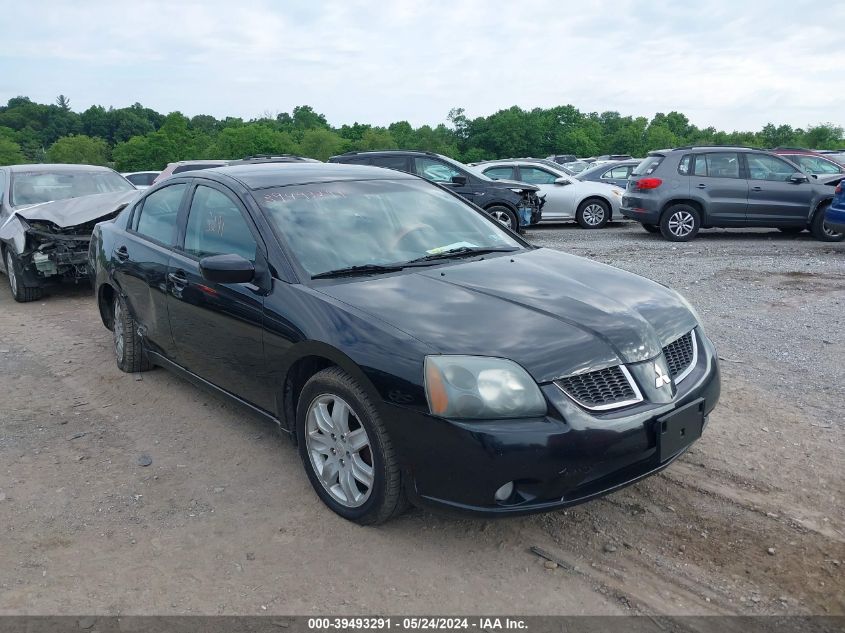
[305,394,374,508]
[668,211,695,238]
[822,220,842,239]
[113,298,125,360]
[489,210,513,229]
[6,251,16,294]
[582,203,605,226]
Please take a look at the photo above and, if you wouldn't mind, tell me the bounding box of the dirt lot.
[0,223,843,616]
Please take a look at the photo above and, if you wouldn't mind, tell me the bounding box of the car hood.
[12,190,139,228]
[315,248,698,383]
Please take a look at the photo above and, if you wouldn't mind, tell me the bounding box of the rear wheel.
[642,223,660,234]
[810,205,844,242]
[485,205,518,231]
[660,204,701,242]
[4,248,43,303]
[113,293,151,373]
[296,367,407,525]
[576,199,610,229]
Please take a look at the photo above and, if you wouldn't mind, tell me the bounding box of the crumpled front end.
[5,212,121,284]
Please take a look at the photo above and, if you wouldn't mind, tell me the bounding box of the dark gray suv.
[620,146,842,242]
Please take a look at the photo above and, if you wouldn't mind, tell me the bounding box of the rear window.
[632,156,663,176]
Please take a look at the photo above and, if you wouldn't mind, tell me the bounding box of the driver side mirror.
[789,172,809,184]
[450,175,467,186]
[554,177,571,186]
[199,253,255,284]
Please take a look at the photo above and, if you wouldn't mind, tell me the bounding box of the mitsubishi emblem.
[654,363,671,388]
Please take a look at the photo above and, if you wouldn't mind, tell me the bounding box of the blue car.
[826,180,845,234]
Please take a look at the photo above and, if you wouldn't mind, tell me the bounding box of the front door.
[166,183,272,411]
[518,165,577,220]
[744,153,815,225]
[691,152,748,224]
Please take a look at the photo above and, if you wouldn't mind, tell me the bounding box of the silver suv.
[620,146,843,242]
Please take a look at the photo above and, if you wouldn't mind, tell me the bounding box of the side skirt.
[146,350,291,436]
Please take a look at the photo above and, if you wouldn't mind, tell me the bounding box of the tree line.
[0,95,842,171]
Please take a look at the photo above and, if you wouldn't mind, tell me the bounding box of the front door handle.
[115,246,129,261]
[167,271,188,286]
[695,184,707,189]
[751,186,762,192]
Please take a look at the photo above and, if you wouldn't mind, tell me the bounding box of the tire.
[576,198,610,229]
[296,367,407,525]
[113,293,151,373]
[810,204,844,242]
[485,205,519,232]
[778,227,804,235]
[660,204,701,242]
[4,248,43,303]
[642,223,660,234]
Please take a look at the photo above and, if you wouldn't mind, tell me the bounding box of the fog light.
[494,481,514,502]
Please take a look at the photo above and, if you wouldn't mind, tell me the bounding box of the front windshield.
[257,179,522,277]
[10,169,134,207]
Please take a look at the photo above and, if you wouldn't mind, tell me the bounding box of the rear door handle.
[115,246,129,261]
[751,186,762,192]
[695,184,707,189]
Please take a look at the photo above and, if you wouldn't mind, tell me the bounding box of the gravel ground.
[0,221,842,616]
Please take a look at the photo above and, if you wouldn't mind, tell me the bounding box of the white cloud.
[1,0,843,131]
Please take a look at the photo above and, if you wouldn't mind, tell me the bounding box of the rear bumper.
[620,195,661,224]
[384,330,721,517]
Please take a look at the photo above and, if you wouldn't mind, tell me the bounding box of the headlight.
[424,356,547,419]
[508,188,525,193]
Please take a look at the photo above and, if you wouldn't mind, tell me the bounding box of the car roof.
[5,163,117,173]
[199,162,418,190]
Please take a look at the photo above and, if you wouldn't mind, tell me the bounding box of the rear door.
[691,152,747,224]
[114,181,189,358]
[165,181,272,410]
[745,153,814,224]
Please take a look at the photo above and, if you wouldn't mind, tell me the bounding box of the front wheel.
[810,205,844,242]
[296,367,407,525]
[4,248,43,303]
[485,205,518,231]
[576,199,610,229]
[660,204,701,241]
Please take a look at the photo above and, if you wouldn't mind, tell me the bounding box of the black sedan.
[89,163,721,524]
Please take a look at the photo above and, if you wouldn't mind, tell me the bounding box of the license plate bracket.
[657,398,704,462]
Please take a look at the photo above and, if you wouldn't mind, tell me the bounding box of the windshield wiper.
[310,263,405,280]
[404,246,519,264]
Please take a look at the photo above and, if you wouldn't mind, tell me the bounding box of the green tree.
[0,138,25,165]
[206,125,296,158]
[56,94,71,111]
[298,128,345,161]
[46,134,109,165]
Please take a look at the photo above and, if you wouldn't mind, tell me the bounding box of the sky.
[1,0,843,132]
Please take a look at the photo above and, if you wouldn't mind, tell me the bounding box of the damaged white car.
[0,164,138,302]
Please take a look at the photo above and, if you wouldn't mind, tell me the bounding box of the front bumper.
[825,205,845,234]
[384,330,720,517]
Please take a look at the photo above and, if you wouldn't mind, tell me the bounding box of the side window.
[518,167,558,184]
[792,155,840,175]
[183,185,257,262]
[677,155,692,175]
[483,166,515,180]
[414,157,462,183]
[370,156,409,172]
[133,183,186,245]
[605,166,631,179]
[695,152,740,178]
[746,154,796,181]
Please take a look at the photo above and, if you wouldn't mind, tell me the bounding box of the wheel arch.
[97,283,117,330]
[810,196,833,222]
[660,198,705,222]
[578,195,613,218]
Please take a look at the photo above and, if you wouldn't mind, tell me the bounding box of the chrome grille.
[662,330,697,382]
[555,365,642,411]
